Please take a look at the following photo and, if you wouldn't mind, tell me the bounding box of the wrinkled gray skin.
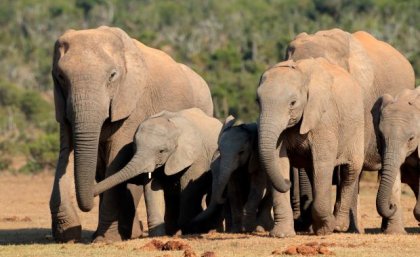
[259,28,414,237]
[376,88,420,234]
[50,26,213,242]
[190,119,273,233]
[257,58,366,237]
[94,108,222,236]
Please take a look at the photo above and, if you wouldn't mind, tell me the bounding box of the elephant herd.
[48,26,419,243]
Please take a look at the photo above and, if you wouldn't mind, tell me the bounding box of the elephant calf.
[189,118,273,233]
[376,88,420,234]
[94,108,222,236]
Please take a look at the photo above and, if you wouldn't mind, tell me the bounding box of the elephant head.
[376,88,420,220]
[52,26,146,211]
[93,110,203,195]
[212,122,259,205]
[257,58,332,193]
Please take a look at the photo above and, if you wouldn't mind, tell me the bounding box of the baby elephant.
[94,108,222,236]
[190,118,273,233]
[376,88,420,234]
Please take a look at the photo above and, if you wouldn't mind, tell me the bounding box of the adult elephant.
[50,26,213,242]
[259,28,415,236]
[376,88,420,233]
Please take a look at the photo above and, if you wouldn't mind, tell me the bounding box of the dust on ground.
[0,171,419,257]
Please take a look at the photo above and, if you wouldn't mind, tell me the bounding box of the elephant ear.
[299,59,332,134]
[380,94,394,110]
[165,116,202,176]
[99,26,146,122]
[218,115,236,144]
[52,40,66,123]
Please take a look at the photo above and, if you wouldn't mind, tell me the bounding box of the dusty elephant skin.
[189,119,273,233]
[257,57,365,237]
[49,26,213,242]
[257,28,415,237]
[94,108,222,236]
[376,88,420,233]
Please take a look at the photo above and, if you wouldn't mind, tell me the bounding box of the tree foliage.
[0,0,418,172]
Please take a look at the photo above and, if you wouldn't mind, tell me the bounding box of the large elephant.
[94,108,222,236]
[50,26,213,242]
[189,119,273,233]
[259,28,415,237]
[257,57,365,237]
[376,88,420,233]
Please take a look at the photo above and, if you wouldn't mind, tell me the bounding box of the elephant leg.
[311,156,336,235]
[94,142,140,242]
[256,189,274,232]
[145,177,166,236]
[179,171,211,234]
[50,124,81,243]
[269,164,295,238]
[346,174,364,233]
[227,179,246,233]
[243,170,267,232]
[118,183,144,239]
[333,162,363,232]
[381,171,406,234]
[295,167,313,232]
[50,151,81,242]
[291,167,301,220]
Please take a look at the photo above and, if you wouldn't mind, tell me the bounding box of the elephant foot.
[51,214,82,243]
[381,218,406,235]
[255,225,266,233]
[269,223,296,238]
[148,224,166,237]
[92,224,123,243]
[242,218,257,233]
[312,215,335,235]
[52,222,82,243]
[334,214,350,232]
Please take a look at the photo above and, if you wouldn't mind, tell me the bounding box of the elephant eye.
[109,69,118,82]
[289,100,296,108]
[409,136,415,142]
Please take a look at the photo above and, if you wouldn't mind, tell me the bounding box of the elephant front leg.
[333,162,363,233]
[50,124,81,243]
[144,177,166,236]
[311,154,336,235]
[381,171,406,234]
[243,170,267,232]
[227,179,246,233]
[269,158,295,238]
[94,142,142,242]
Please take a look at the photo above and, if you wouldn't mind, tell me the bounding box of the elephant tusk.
[148,172,152,179]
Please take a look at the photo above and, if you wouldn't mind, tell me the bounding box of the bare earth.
[0,172,419,257]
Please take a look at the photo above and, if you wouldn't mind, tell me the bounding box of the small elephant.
[94,108,222,236]
[376,88,420,234]
[190,118,273,233]
[257,58,365,237]
[50,26,213,242]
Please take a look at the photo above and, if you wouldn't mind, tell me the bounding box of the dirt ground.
[0,172,419,257]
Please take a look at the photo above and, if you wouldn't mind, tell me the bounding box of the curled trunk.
[376,150,400,218]
[258,123,291,193]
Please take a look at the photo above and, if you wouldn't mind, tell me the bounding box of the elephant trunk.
[258,120,291,193]
[414,164,420,221]
[213,158,237,204]
[376,143,401,219]
[94,152,146,196]
[73,118,103,212]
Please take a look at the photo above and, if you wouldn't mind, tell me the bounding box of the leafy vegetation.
[0,0,418,172]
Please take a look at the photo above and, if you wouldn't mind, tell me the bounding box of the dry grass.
[0,172,419,257]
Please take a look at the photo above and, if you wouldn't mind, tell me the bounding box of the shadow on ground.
[0,228,95,245]
[365,227,420,234]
